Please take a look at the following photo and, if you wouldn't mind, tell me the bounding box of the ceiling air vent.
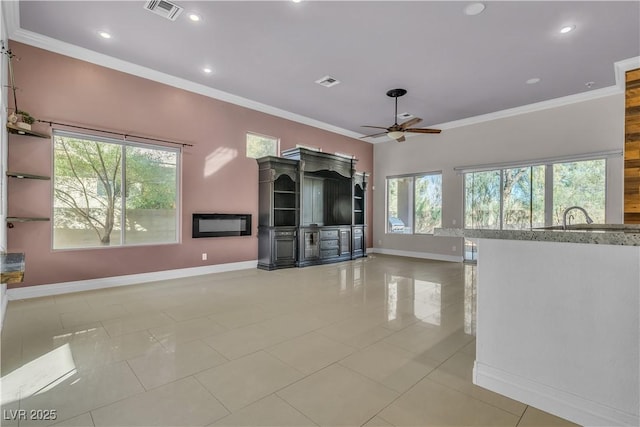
[397,112,414,120]
[144,0,184,21]
[315,75,341,88]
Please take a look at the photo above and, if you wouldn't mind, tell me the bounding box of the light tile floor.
[1,255,580,426]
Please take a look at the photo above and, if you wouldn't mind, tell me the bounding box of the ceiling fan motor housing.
[386,88,407,98]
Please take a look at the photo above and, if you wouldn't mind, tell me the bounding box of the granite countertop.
[435,224,640,246]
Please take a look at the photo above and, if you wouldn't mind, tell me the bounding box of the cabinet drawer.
[320,239,339,249]
[274,230,295,237]
[321,229,339,239]
[321,249,339,258]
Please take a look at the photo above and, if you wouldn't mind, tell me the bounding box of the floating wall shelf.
[6,217,50,228]
[6,172,50,180]
[6,123,49,139]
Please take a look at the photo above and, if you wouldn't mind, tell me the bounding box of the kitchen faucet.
[562,206,594,230]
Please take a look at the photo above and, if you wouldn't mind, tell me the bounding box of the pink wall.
[6,42,373,288]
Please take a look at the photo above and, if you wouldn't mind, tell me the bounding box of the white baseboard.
[474,362,639,427]
[369,247,463,263]
[6,260,258,300]
[0,283,7,331]
[4,250,458,301]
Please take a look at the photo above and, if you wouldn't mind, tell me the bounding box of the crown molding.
[364,81,624,143]
[8,27,364,141]
[6,17,635,144]
[614,56,640,89]
[431,85,621,131]
[367,58,635,142]
[2,0,20,40]
[364,83,620,143]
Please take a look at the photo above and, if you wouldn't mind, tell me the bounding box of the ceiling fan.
[361,89,441,142]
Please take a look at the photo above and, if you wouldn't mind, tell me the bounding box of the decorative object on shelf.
[3,43,23,125]
[2,42,41,133]
[1,45,47,137]
[7,112,18,125]
[2,42,19,121]
[15,110,35,131]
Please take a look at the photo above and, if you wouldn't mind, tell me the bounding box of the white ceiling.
[10,1,640,142]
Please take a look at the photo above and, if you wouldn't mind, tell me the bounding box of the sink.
[533,224,640,233]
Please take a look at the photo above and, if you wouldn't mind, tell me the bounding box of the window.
[552,159,606,225]
[464,166,546,231]
[464,170,501,230]
[53,131,179,249]
[387,172,442,234]
[463,157,607,260]
[246,132,279,158]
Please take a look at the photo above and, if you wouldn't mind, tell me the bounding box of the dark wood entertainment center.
[257,148,367,270]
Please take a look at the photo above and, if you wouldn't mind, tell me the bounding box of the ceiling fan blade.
[361,125,389,130]
[405,128,442,134]
[396,135,406,142]
[360,131,388,139]
[399,117,423,129]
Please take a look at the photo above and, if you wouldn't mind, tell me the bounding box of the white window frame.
[459,151,619,261]
[52,130,181,250]
[246,131,279,158]
[458,150,619,230]
[386,171,442,235]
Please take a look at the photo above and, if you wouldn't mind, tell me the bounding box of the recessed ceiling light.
[98,31,111,39]
[203,67,213,74]
[526,78,541,85]
[464,3,485,16]
[292,0,302,3]
[188,13,201,22]
[560,25,575,34]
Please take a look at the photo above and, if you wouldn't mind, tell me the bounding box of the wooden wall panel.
[625,68,640,223]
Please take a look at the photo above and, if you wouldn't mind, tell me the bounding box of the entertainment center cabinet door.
[352,226,364,258]
[339,229,351,256]
[303,230,320,260]
[273,230,297,267]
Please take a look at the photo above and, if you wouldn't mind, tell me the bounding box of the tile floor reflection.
[0,255,579,426]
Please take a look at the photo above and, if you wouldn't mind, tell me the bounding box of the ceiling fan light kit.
[361,88,441,142]
[387,131,404,140]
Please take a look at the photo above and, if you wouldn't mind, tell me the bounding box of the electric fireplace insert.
[192,213,252,238]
